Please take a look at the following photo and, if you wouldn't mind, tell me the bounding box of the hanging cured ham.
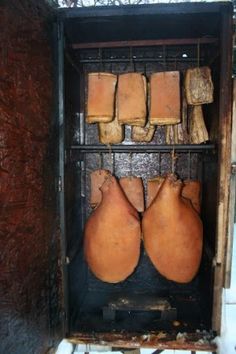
[119,176,144,212]
[84,176,141,283]
[143,174,203,283]
[182,180,201,213]
[147,176,201,212]
[147,176,165,208]
[90,169,111,209]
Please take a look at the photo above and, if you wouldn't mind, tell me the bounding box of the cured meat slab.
[149,71,181,125]
[132,121,156,142]
[189,105,209,144]
[84,176,141,283]
[86,73,117,123]
[143,174,203,283]
[185,66,214,105]
[117,73,147,126]
[99,112,124,145]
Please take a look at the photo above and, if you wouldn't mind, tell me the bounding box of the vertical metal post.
[57,19,69,335]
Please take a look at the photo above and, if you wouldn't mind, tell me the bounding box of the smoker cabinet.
[0,1,235,353]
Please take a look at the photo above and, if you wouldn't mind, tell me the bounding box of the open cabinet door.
[224,78,236,288]
[0,1,63,353]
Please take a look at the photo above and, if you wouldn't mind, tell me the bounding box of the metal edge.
[57,2,231,19]
[57,19,69,336]
[212,4,233,333]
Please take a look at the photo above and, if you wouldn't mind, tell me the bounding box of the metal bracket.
[231,162,236,174]
[102,295,177,322]
[58,176,62,192]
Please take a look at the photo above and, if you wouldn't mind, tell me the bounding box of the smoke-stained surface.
[0,1,62,353]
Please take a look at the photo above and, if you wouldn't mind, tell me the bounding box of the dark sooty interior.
[62,10,220,334]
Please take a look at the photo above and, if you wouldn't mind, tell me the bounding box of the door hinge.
[232,163,236,175]
[58,176,62,192]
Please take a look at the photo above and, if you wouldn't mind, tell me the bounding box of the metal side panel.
[224,78,236,288]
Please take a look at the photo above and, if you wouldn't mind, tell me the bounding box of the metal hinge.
[232,163,236,175]
[58,176,62,192]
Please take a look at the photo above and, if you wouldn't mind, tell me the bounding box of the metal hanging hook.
[197,39,200,68]
[107,144,113,174]
[171,147,177,174]
[112,152,115,175]
[158,152,161,175]
[129,46,134,72]
[99,48,103,73]
[163,45,167,70]
[99,152,103,172]
[129,152,133,177]
[188,150,191,180]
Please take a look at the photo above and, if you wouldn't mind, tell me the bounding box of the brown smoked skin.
[143,175,203,283]
[84,176,141,283]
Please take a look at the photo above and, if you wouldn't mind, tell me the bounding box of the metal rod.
[69,144,215,153]
[72,37,218,50]
[78,57,205,64]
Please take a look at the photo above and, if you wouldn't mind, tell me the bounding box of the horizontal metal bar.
[78,57,204,64]
[72,37,218,50]
[69,144,215,154]
[59,2,225,19]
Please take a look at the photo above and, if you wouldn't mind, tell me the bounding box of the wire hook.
[129,46,134,72]
[163,45,167,70]
[129,152,133,177]
[188,150,191,180]
[197,39,200,68]
[171,147,177,174]
[99,48,103,73]
[99,152,103,171]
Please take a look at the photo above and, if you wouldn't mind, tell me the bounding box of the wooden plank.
[72,37,218,50]
[224,78,236,288]
[67,331,217,351]
[212,5,233,332]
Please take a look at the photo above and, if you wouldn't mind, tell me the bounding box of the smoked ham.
[86,73,117,123]
[147,176,165,208]
[117,73,146,126]
[147,176,201,212]
[182,180,201,213]
[90,169,111,209]
[185,67,213,105]
[99,111,124,144]
[84,176,141,283]
[149,71,181,125]
[143,174,203,283]
[119,177,144,212]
